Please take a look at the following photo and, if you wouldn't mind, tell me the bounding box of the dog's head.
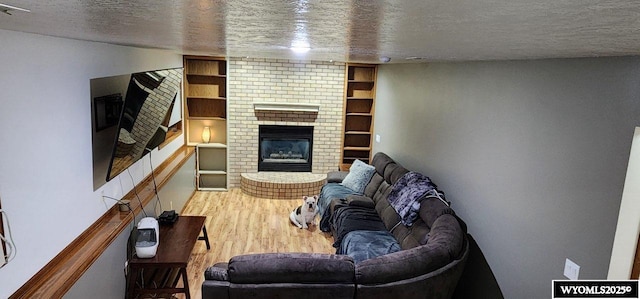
[302,195,318,212]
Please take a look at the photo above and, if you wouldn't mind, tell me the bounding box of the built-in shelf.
[196,143,227,190]
[197,142,227,148]
[199,170,227,175]
[253,102,320,112]
[185,56,228,191]
[340,64,377,171]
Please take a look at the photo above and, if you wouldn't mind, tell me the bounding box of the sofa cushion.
[228,253,355,284]
[327,171,348,183]
[318,183,358,232]
[346,194,375,209]
[363,173,384,198]
[341,159,375,194]
[331,205,387,248]
[428,214,466,260]
[205,262,229,281]
[419,197,452,228]
[338,230,401,263]
[355,242,450,284]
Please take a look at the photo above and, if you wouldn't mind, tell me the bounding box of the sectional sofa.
[202,152,469,299]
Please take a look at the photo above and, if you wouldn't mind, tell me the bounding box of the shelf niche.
[340,64,377,170]
[184,56,228,190]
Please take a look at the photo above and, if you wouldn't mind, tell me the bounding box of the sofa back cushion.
[363,152,462,251]
[228,253,355,284]
[354,213,467,285]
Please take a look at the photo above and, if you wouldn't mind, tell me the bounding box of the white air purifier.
[135,217,159,258]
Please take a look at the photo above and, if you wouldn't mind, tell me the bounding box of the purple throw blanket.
[388,171,443,226]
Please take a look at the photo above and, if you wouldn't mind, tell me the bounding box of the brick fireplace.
[227,58,345,188]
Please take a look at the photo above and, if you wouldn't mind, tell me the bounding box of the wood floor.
[178,188,336,299]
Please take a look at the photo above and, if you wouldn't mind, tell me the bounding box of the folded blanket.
[338,230,401,263]
[388,171,444,226]
[318,183,358,232]
[331,206,387,248]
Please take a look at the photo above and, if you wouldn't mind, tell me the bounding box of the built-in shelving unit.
[184,56,228,190]
[340,64,377,171]
[196,143,227,190]
[184,56,227,146]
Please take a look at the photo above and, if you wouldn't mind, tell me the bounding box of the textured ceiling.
[1,0,640,63]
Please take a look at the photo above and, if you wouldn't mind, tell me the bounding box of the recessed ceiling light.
[379,56,391,63]
[0,3,30,15]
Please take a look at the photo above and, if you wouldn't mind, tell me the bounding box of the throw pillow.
[341,159,375,194]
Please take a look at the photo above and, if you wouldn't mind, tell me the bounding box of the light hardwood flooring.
[178,188,336,299]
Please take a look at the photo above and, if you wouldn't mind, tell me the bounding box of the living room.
[2,2,640,298]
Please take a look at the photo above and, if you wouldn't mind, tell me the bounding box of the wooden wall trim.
[10,146,195,298]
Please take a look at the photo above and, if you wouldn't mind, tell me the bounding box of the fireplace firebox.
[258,125,313,172]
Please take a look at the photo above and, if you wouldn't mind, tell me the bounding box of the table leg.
[199,226,211,250]
[181,267,190,299]
[125,266,139,299]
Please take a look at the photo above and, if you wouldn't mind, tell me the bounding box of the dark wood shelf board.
[186,73,226,78]
[186,96,226,101]
[343,146,371,151]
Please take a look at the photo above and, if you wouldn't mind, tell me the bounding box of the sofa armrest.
[205,262,229,281]
[346,194,375,209]
[228,253,355,284]
[327,171,349,183]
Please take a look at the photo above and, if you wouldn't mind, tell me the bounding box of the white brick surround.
[227,58,345,188]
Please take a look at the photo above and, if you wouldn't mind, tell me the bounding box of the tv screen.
[106,68,182,181]
[90,67,183,188]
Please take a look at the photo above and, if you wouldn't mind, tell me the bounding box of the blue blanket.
[318,183,358,232]
[331,206,387,248]
[338,230,401,263]
[387,171,443,226]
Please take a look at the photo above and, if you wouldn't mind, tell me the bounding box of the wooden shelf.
[186,73,226,79]
[184,56,228,147]
[186,97,226,118]
[185,56,228,190]
[199,170,227,175]
[340,64,377,170]
[188,117,226,121]
[196,142,227,190]
[343,146,371,151]
[184,57,226,76]
[197,142,227,148]
[187,96,226,100]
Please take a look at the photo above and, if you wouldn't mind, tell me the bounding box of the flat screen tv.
[90,67,183,188]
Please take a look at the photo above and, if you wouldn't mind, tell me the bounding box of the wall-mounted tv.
[91,68,183,190]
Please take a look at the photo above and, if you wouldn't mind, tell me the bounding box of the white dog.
[289,195,318,229]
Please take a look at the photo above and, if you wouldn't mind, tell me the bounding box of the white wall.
[0,29,183,297]
[608,127,640,279]
[374,57,640,298]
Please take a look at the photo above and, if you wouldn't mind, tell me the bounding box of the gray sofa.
[202,152,469,299]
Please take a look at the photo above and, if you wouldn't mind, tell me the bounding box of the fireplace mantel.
[253,102,320,113]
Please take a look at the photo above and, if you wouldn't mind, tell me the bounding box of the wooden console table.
[126,215,209,299]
